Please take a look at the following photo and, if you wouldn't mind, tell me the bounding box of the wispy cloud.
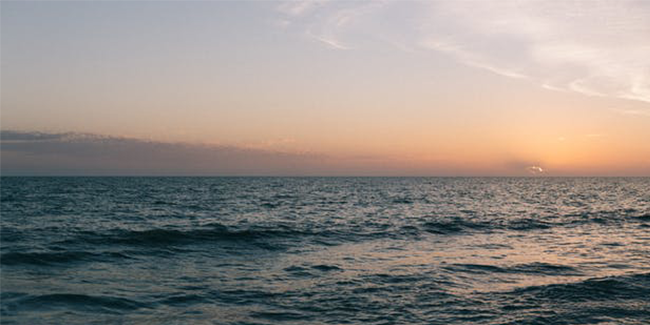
[277,0,650,104]
[277,0,389,50]
[277,1,328,17]
[307,31,350,50]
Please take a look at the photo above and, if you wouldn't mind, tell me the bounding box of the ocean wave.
[419,217,554,235]
[2,293,147,314]
[420,209,650,235]
[155,293,208,306]
[491,273,650,324]
[562,210,650,226]
[509,272,650,302]
[0,251,131,267]
[52,223,335,250]
[50,223,439,250]
[445,262,583,276]
[635,213,650,221]
[507,262,583,276]
[23,210,650,254]
[4,209,649,261]
[421,219,489,234]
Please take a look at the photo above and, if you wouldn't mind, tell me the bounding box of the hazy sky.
[2,1,649,176]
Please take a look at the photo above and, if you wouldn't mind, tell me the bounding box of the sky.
[1,0,650,176]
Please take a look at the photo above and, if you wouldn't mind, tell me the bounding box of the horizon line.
[2,175,648,178]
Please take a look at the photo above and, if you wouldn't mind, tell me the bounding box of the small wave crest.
[445,262,583,276]
[1,251,131,267]
[56,223,324,250]
[2,293,147,314]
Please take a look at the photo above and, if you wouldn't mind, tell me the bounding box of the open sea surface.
[1,177,649,324]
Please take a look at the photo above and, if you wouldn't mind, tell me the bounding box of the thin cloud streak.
[278,0,388,50]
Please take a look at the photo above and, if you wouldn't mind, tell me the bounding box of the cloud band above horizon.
[2,131,648,176]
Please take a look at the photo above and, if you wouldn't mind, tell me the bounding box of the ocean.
[1,177,649,324]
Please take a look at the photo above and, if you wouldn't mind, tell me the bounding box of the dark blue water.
[1,177,649,324]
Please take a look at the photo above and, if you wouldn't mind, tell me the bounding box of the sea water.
[1,177,649,324]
